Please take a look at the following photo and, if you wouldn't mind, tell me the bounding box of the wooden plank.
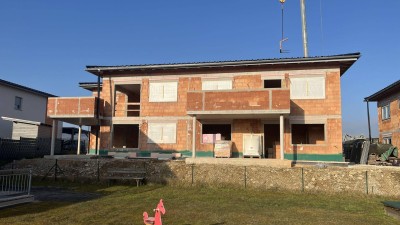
[360,141,370,165]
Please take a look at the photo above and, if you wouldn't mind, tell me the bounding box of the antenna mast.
[279,0,289,53]
[300,0,309,57]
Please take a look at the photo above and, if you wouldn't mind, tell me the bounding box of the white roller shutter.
[163,82,178,101]
[147,123,176,144]
[290,77,325,99]
[290,78,307,99]
[202,80,232,90]
[149,82,178,102]
[307,77,325,98]
[149,83,163,102]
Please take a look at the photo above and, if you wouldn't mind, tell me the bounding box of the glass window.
[382,104,390,120]
[14,96,22,110]
[383,137,392,145]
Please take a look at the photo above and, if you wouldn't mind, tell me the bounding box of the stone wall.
[9,158,400,197]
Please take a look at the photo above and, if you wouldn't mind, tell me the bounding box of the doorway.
[264,124,280,158]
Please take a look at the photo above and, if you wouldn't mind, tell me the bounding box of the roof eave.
[364,80,400,102]
[85,53,361,77]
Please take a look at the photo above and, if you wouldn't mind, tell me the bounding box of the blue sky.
[1,0,399,137]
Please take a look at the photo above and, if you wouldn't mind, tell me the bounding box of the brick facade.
[377,93,400,148]
[85,69,344,160]
[48,54,360,161]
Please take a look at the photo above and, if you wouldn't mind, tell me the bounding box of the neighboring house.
[0,79,60,139]
[1,117,52,140]
[47,53,360,161]
[365,80,400,148]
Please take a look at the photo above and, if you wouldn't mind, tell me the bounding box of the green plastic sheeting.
[380,146,398,161]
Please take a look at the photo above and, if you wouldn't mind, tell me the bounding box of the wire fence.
[0,137,62,160]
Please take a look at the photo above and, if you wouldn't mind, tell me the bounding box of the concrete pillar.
[77,125,82,155]
[192,116,196,158]
[280,115,284,160]
[50,120,56,156]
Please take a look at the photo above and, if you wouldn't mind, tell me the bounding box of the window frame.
[290,76,326,100]
[14,96,23,110]
[383,136,392,145]
[382,104,391,120]
[148,81,178,103]
[147,122,177,144]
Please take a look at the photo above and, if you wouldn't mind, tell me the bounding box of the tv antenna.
[279,0,289,53]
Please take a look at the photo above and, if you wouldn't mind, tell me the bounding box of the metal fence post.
[28,169,32,195]
[244,166,247,189]
[365,171,368,195]
[54,159,58,181]
[301,168,304,192]
[192,164,194,185]
[97,159,100,182]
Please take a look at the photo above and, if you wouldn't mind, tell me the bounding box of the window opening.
[292,124,325,144]
[202,124,231,143]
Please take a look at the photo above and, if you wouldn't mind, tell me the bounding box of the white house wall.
[0,83,49,138]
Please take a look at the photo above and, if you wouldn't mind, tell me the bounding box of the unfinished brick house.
[47,53,360,161]
[365,80,400,148]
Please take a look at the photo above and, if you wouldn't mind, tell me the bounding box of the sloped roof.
[0,79,56,97]
[86,52,361,77]
[364,80,400,102]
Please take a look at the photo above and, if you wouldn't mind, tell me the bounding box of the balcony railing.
[187,88,290,114]
[47,97,103,118]
[114,102,140,117]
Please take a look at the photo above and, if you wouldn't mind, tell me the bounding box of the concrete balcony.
[47,97,103,125]
[187,89,290,118]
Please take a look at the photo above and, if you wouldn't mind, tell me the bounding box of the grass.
[0,181,399,225]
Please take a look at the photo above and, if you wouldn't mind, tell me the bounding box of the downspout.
[95,70,101,155]
[366,100,372,142]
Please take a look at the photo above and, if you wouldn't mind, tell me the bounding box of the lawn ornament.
[143,199,165,225]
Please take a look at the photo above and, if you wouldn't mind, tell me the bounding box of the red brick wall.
[272,89,290,110]
[285,71,343,155]
[89,70,344,157]
[114,92,126,117]
[47,97,98,117]
[139,119,190,151]
[233,75,262,89]
[140,78,188,117]
[290,72,341,115]
[187,89,290,112]
[100,78,114,117]
[377,93,400,147]
[203,91,269,111]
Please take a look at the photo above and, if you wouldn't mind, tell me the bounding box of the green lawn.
[1,182,399,225]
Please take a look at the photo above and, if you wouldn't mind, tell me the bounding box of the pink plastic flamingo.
[143,199,166,225]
